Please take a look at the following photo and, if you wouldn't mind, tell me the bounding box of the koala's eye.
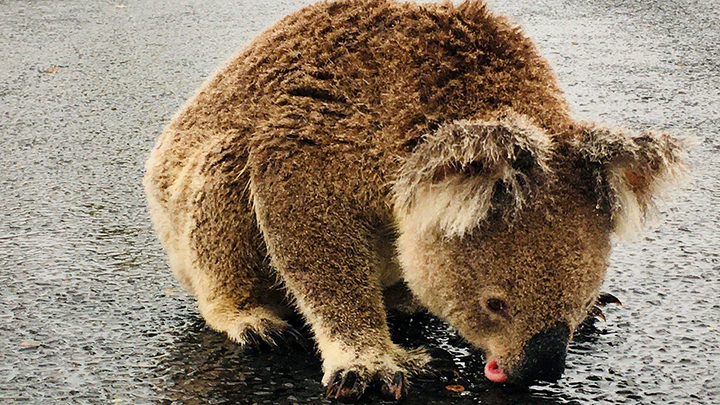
[487,298,508,313]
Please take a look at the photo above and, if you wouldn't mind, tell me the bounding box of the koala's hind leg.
[155,140,293,347]
[250,153,431,401]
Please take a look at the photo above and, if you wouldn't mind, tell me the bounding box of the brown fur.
[144,0,688,400]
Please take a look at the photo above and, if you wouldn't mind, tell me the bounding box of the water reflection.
[153,312,593,404]
[154,317,324,405]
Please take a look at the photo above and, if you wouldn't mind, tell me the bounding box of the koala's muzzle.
[511,323,571,385]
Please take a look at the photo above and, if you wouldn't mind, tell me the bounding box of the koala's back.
[148,0,573,199]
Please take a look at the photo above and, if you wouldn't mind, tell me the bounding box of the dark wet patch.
[0,0,718,404]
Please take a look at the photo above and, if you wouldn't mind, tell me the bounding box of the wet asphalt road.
[1,0,719,404]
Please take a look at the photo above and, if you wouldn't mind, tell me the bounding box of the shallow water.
[1,0,718,404]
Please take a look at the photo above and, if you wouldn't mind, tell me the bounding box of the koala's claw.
[380,371,407,401]
[325,370,366,402]
[588,305,606,322]
[597,292,623,307]
[580,292,623,328]
[588,292,623,322]
[234,320,307,351]
[237,327,263,347]
[267,324,308,350]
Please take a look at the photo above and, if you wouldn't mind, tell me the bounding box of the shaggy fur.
[574,123,689,238]
[144,0,688,400]
[393,110,555,237]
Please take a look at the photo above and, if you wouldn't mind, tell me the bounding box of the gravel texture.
[1,0,718,404]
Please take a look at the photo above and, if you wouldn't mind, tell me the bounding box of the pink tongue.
[484,360,508,383]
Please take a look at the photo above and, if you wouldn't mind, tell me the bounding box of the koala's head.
[393,111,688,385]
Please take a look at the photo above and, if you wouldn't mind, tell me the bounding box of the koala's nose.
[515,323,571,385]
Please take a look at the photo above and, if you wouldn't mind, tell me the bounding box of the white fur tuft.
[393,113,554,238]
[579,124,690,240]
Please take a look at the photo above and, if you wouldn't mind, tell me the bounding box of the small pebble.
[19,341,41,349]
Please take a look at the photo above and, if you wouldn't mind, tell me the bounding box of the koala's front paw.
[324,366,407,402]
[323,347,439,401]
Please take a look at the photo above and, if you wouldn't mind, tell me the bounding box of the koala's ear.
[393,112,554,237]
[574,122,690,238]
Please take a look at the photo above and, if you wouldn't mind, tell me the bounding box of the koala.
[144,0,688,401]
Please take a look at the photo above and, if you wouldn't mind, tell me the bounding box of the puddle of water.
[1,0,718,404]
